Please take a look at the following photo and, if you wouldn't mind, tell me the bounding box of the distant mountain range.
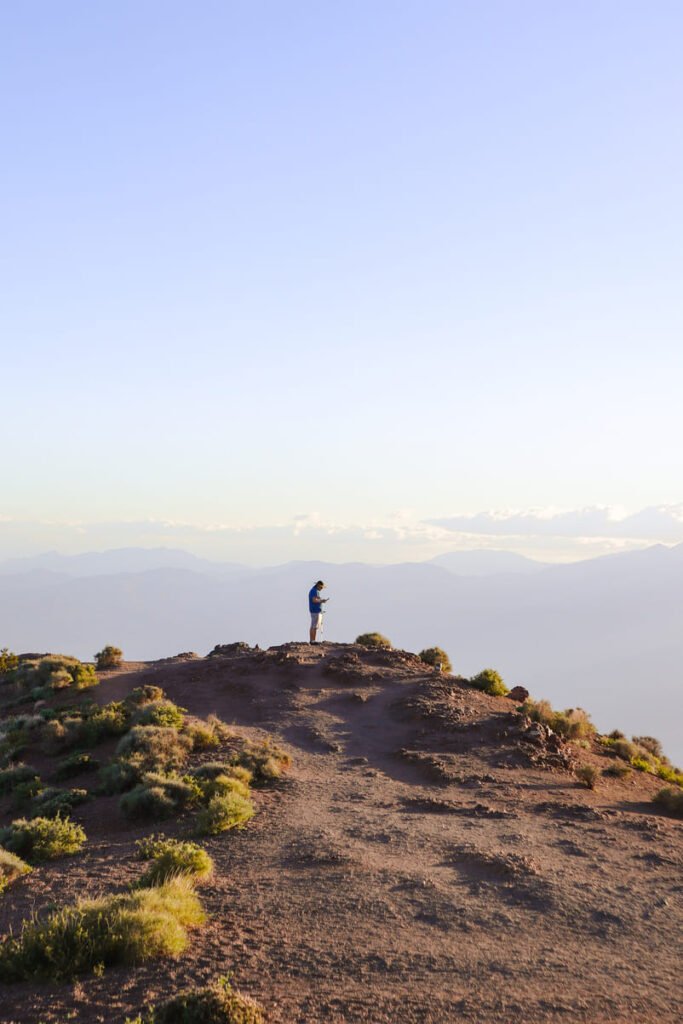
[0,544,681,763]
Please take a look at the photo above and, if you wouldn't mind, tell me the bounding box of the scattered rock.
[507,686,530,702]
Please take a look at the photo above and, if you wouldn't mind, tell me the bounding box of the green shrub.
[127,685,165,707]
[190,763,252,784]
[134,976,265,1024]
[235,739,290,785]
[94,645,123,670]
[631,756,654,774]
[355,632,392,649]
[9,779,43,809]
[575,764,599,789]
[0,763,40,795]
[136,836,213,887]
[418,647,452,673]
[116,726,192,772]
[652,787,683,817]
[603,737,638,762]
[655,763,683,787]
[120,773,201,822]
[14,656,98,693]
[199,774,250,801]
[632,735,664,759]
[0,878,205,981]
[134,700,186,730]
[0,648,19,676]
[524,700,594,740]
[469,668,509,697]
[602,761,632,779]
[55,753,100,780]
[0,848,32,894]
[97,759,142,794]
[195,793,254,836]
[0,816,86,861]
[29,787,88,819]
[185,715,233,751]
[83,702,131,743]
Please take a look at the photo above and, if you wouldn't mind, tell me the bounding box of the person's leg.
[309,624,317,642]
[310,614,318,643]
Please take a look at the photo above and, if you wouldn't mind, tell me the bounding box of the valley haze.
[1,544,681,765]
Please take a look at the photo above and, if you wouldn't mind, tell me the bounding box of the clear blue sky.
[2,2,682,560]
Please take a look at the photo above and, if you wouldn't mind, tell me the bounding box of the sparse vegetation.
[127,685,165,706]
[0,763,40,795]
[133,700,186,730]
[418,647,452,673]
[355,632,392,650]
[601,734,682,786]
[120,771,202,822]
[469,668,509,697]
[575,764,599,789]
[55,752,99,780]
[633,735,664,758]
[0,848,32,894]
[0,878,205,981]
[195,793,254,836]
[116,726,192,772]
[136,836,213,887]
[652,786,683,817]
[234,738,290,785]
[128,976,265,1024]
[523,700,595,740]
[603,761,632,779]
[0,649,19,676]
[10,655,97,693]
[0,815,86,861]
[28,786,88,819]
[94,645,123,670]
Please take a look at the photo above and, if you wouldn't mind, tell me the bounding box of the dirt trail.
[1,642,681,1023]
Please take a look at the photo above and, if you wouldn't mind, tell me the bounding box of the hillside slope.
[1,643,681,1023]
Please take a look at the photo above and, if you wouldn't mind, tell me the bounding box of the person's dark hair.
[315,580,324,587]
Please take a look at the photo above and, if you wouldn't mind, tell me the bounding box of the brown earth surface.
[1,642,681,1023]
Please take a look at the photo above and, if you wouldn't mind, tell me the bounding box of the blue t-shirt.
[309,586,322,613]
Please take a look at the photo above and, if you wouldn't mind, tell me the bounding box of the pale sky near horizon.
[2,2,682,562]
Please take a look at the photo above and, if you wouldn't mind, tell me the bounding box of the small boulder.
[508,685,530,702]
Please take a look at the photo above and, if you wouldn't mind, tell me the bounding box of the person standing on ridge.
[308,580,328,643]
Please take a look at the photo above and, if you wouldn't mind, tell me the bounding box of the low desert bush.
[0,648,19,676]
[602,761,632,779]
[185,714,233,751]
[55,752,100,780]
[129,976,265,1024]
[524,700,595,740]
[28,787,88,819]
[631,756,654,774]
[469,668,509,697]
[199,774,250,801]
[235,739,290,785]
[632,735,664,759]
[575,764,599,789]
[133,700,186,730]
[97,759,142,794]
[13,656,97,693]
[116,726,192,772]
[0,763,40,795]
[652,787,683,817]
[0,878,205,981]
[0,815,86,861]
[127,685,165,707]
[94,645,123,670]
[194,793,254,836]
[120,773,202,822]
[418,647,452,673]
[603,737,639,762]
[355,632,392,649]
[0,848,32,894]
[191,763,253,784]
[136,836,213,887]
[655,763,683,786]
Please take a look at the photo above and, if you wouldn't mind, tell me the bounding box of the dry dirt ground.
[1,642,681,1024]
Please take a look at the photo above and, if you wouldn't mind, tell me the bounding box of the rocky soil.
[1,642,681,1023]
